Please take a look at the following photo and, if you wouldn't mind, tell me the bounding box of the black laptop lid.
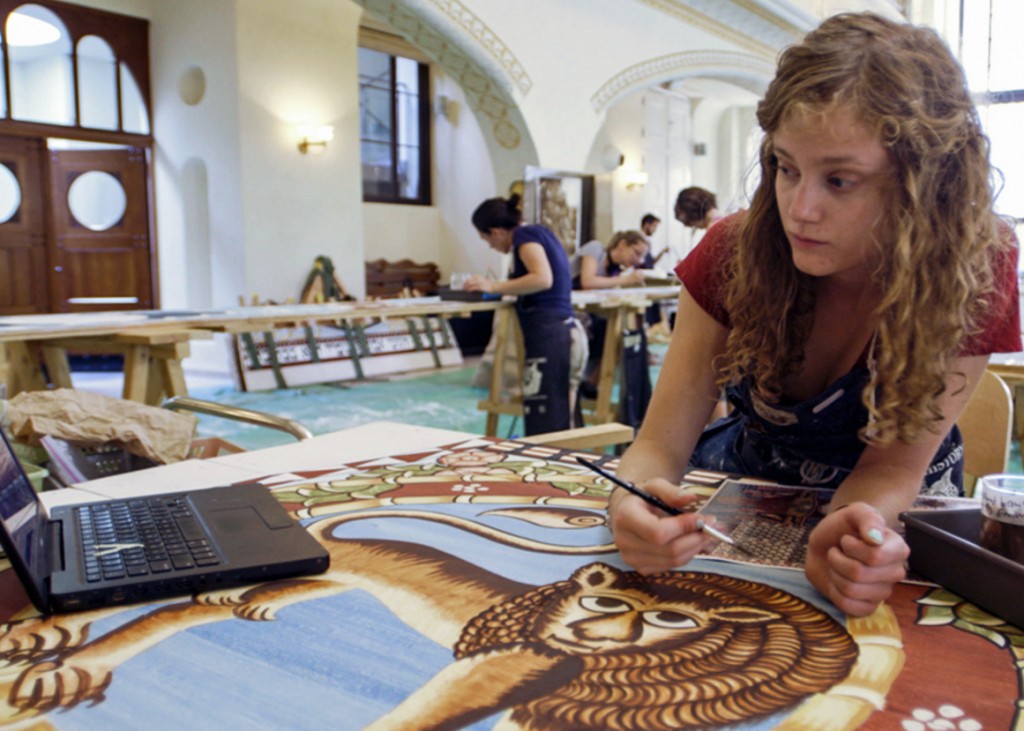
[0,429,51,611]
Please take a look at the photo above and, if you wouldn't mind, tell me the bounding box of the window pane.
[988,101,1024,218]
[67,171,127,231]
[0,163,21,223]
[77,35,117,130]
[989,0,1024,91]
[960,2,990,93]
[396,88,419,148]
[395,57,419,96]
[362,140,394,197]
[358,47,390,84]
[0,40,6,117]
[8,5,74,125]
[361,86,392,143]
[120,62,150,133]
[397,143,420,200]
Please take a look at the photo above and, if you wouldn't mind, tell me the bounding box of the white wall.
[149,0,243,314]
[423,67,503,281]
[51,0,900,379]
[62,0,784,311]
[235,0,365,302]
[584,91,652,243]
[362,203,441,269]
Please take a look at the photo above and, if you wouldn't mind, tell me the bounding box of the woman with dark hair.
[674,186,721,229]
[466,194,578,436]
[608,12,1020,617]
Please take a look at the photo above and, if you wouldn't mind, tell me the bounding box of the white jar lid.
[980,475,1024,526]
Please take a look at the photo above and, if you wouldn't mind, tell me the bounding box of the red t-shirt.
[676,212,1022,356]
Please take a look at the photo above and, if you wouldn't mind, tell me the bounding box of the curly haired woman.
[609,12,1021,617]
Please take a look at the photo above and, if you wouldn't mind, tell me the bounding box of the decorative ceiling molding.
[426,0,532,95]
[635,0,806,60]
[592,50,774,112]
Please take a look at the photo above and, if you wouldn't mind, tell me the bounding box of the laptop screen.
[0,430,50,609]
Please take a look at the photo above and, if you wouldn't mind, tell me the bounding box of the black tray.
[901,508,1024,628]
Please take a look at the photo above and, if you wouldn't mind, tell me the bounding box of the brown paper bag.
[6,389,197,464]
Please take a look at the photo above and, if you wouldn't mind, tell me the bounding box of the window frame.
[958,0,1023,233]
[357,38,431,206]
[0,0,151,146]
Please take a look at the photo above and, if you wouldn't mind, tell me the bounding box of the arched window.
[0,0,150,138]
[7,4,73,125]
[77,35,116,130]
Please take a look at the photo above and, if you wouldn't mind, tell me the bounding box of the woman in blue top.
[466,194,576,436]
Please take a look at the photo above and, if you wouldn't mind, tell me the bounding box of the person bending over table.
[466,194,582,436]
[608,12,1022,618]
[572,230,650,399]
[573,230,649,290]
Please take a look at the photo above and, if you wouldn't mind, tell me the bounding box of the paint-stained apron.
[690,367,964,496]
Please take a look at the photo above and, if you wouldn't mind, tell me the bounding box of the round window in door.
[0,163,21,224]
[67,170,127,230]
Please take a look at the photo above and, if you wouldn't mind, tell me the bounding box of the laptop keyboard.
[77,497,221,582]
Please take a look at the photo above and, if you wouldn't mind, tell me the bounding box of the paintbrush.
[575,457,754,555]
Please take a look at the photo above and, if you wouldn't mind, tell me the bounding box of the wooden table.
[477,285,680,435]
[1,422,1019,730]
[0,299,506,404]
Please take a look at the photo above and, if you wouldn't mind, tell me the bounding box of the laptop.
[0,428,329,614]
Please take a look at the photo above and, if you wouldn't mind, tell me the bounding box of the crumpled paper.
[5,389,198,464]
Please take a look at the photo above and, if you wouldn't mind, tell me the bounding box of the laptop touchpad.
[209,505,294,531]
[209,507,268,533]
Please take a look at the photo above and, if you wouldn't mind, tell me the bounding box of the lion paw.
[194,587,252,606]
[11,659,113,713]
[233,603,279,621]
[0,619,91,662]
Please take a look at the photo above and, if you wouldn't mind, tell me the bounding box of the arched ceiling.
[352,0,825,179]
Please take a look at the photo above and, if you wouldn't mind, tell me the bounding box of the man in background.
[640,213,666,268]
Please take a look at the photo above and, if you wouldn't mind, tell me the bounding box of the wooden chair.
[365,258,440,298]
[959,369,1013,497]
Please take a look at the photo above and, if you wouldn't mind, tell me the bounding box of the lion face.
[457,563,859,731]
[537,565,782,654]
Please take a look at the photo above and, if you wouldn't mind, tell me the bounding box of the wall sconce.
[297,125,334,155]
[624,171,649,191]
[436,95,460,124]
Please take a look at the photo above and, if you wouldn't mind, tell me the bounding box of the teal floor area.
[183,344,672,452]
[123,337,1019,468]
[188,364,500,451]
[175,345,1022,474]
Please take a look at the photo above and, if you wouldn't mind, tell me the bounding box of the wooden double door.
[0,135,154,315]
